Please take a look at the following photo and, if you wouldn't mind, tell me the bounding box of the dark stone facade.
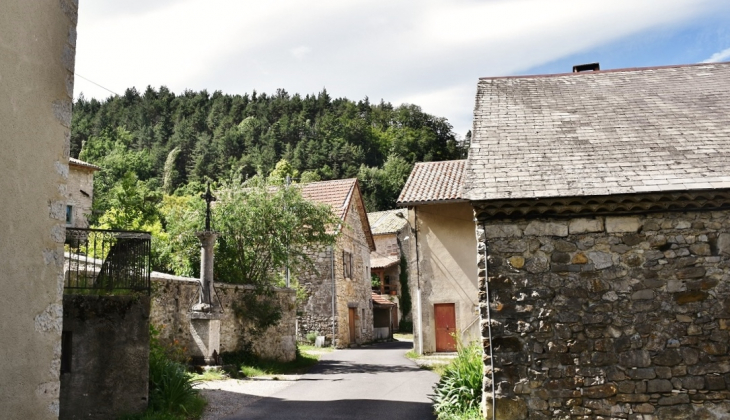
[476,208,730,419]
[60,295,150,420]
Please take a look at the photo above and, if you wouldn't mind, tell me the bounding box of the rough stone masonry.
[477,210,730,419]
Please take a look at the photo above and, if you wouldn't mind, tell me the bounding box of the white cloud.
[291,46,312,60]
[74,0,730,135]
[703,47,730,63]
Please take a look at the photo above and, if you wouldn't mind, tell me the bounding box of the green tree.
[213,175,339,287]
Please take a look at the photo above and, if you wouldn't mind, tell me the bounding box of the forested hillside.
[71,86,467,218]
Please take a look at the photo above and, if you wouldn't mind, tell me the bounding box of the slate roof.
[464,62,730,201]
[69,157,101,171]
[397,160,467,205]
[300,178,375,251]
[367,209,408,235]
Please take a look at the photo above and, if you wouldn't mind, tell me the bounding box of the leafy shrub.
[306,331,318,344]
[430,340,483,419]
[122,325,205,420]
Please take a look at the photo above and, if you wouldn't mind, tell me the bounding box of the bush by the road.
[430,341,482,419]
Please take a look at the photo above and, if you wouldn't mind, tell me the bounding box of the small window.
[65,205,73,226]
[343,251,353,279]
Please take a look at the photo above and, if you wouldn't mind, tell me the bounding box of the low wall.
[150,273,297,362]
[60,295,150,420]
[479,211,730,419]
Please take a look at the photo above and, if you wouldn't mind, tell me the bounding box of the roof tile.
[397,160,467,205]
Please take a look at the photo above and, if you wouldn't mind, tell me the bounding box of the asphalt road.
[223,341,439,420]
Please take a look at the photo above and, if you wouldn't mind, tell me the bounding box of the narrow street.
[220,341,438,420]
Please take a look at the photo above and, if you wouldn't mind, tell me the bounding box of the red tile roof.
[69,157,101,171]
[397,160,467,205]
[300,178,375,251]
[371,255,399,269]
[372,292,395,306]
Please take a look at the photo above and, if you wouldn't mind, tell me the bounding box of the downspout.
[481,222,496,420]
[331,245,336,348]
[414,207,423,355]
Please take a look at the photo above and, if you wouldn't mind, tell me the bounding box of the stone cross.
[201,182,216,232]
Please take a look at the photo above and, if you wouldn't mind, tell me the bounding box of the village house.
[466,62,730,419]
[297,178,377,347]
[367,209,410,336]
[397,160,481,354]
[0,1,79,418]
[66,157,101,227]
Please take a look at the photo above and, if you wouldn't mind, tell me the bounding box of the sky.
[74,0,730,138]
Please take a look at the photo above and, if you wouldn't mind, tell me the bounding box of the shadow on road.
[308,359,422,375]
[219,392,436,420]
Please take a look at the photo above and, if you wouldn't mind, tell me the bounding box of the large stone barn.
[465,62,730,419]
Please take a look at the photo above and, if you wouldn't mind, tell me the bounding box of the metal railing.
[64,228,151,295]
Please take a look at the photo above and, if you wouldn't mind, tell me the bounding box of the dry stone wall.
[478,210,730,419]
[150,273,296,362]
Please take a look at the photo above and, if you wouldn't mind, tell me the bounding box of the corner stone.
[605,216,641,233]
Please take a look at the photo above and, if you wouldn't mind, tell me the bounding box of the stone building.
[66,157,100,227]
[0,1,79,418]
[367,209,409,331]
[397,160,481,354]
[466,63,730,419]
[297,178,376,347]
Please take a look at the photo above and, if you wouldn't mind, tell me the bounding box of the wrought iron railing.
[64,228,151,295]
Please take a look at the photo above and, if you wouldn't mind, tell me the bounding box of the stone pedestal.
[189,311,221,365]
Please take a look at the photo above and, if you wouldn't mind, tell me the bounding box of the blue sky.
[74,0,730,138]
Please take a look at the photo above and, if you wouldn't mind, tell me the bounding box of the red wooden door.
[348,307,356,343]
[435,303,456,352]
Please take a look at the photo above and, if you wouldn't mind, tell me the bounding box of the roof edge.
[478,61,730,81]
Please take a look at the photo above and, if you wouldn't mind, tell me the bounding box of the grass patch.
[298,344,334,354]
[436,407,483,420]
[190,368,227,382]
[222,345,322,379]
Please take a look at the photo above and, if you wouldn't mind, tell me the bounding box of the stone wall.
[150,273,297,362]
[0,1,78,418]
[60,295,150,420]
[477,210,730,419]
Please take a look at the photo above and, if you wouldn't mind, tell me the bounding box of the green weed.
[430,341,483,419]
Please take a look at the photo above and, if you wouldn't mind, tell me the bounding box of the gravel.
[196,375,300,420]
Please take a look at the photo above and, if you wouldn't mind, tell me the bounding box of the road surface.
[223,341,439,420]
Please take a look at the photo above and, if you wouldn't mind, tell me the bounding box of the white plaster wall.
[407,202,480,354]
[0,1,78,417]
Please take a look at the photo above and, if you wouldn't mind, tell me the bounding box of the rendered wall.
[477,211,730,419]
[60,295,150,420]
[66,165,94,227]
[150,273,297,362]
[0,0,78,418]
[407,202,480,354]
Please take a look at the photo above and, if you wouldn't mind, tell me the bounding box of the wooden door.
[348,307,356,343]
[435,303,456,352]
